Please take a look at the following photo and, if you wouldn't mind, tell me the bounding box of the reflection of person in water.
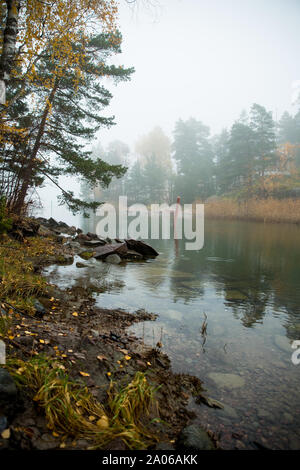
[174,196,181,257]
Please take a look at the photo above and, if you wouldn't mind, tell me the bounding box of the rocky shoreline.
[0,216,219,451]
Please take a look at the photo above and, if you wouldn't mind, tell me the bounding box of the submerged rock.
[225,290,248,301]
[219,404,239,419]
[208,372,245,389]
[177,424,215,451]
[104,254,122,264]
[274,335,292,353]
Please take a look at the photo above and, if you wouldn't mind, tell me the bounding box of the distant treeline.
[91,103,300,206]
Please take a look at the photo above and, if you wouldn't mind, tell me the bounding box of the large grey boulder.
[93,242,128,260]
[125,239,159,257]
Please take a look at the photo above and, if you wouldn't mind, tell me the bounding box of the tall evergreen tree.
[213,129,231,194]
[277,111,300,144]
[125,160,146,204]
[172,118,214,203]
[250,103,277,184]
[143,154,167,204]
[227,121,256,193]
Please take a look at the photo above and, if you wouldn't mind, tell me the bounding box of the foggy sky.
[37,0,300,222]
[99,0,300,147]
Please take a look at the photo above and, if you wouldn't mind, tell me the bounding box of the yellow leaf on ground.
[124,355,131,361]
[79,371,90,377]
[72,312,78,317]
[97,355,107,361]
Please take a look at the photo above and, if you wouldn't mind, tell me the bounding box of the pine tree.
[172,118,214,203]
[1,31,134,214]
[213,129,231,194]
[227,121,256,194]
[250,103,277,185]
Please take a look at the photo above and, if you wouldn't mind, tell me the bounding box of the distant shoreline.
[202,197,300,225]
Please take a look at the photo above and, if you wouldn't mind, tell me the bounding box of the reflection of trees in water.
[76,215,300,332]
[169,220,300,329]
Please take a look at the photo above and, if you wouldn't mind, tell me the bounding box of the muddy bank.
[0,218,219,451]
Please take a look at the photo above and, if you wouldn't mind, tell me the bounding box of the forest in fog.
[85,102,300,206]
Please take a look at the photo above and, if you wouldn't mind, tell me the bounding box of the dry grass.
[6,356,159,450]
[204,198,300,224]
[0,236,52,314]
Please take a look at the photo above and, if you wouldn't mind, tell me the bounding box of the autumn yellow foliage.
[0,0,121,140]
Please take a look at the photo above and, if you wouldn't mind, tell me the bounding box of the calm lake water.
[46,218,300,450]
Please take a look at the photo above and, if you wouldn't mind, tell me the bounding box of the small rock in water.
[104,254,122,264]
[76,262,87,268]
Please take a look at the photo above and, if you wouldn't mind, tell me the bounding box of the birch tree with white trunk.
[0,0,20,104]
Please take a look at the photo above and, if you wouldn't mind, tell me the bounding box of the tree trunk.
[13,81,59,214]
[0,0,20,104]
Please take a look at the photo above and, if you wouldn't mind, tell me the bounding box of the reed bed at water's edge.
[202,198,300,224]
